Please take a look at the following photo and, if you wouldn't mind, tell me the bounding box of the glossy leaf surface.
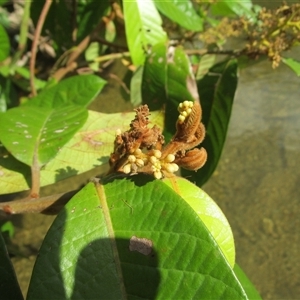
[182,59,238,186]
[0,105,87,166]
[211,0,255,19]
[0,233,23,300]
[163,176,235,267]
[28,175,248,299]
[123,0,167,66]
[0,110,164,194]
[142,43,199,141]
[26,74,106,108]
[154,0,203,31]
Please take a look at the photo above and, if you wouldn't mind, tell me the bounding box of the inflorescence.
[108,100,207,179]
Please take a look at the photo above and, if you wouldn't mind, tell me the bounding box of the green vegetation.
[1,0,299,298]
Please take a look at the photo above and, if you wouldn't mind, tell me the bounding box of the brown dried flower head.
[108,100,207,179]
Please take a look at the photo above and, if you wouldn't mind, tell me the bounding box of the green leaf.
[0,23,9,62]
[196,54,216,80]
[28,175,248,299]
[0,76,18,111]
[234,264,262,300]
[1,221,14,238]
[182,59,238,186]
[211,0,255,19]
[27,74,106,108]
[0,110,164,194]
[163,176,235,267]
[154,0,203,31]
[0,233,23,300]
[11,66,46,92]
[142,43,199,141]
[130,66,144,107]
[0,105,87,166]
[123,0,167,66]
[85,42,101,71]
[282,57,300,77]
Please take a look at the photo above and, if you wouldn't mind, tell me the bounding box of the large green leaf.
[26,74,106,108]
[0,105,87,167]
[0,110,164,194]
[0,233,23,300]
[142,43,199,141]
[182,59,238,186]
[211,0,255,19]
[163,176,235,268]
[154,0,203,31]
[123,0,167,66]
[27,175,248,299]
[0,23,9,62]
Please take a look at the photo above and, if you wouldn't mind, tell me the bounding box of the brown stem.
[0,190,77,215]
[29,0,53,96]
[30,153,40,198]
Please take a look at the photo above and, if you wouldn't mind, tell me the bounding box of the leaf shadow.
[102,172,156,188]
[55,166,79,182]
[28,206,160,299]
[71,237,160,299]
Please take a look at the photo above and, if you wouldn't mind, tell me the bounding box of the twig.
[92,37,128,50]
[0,190,78,215]
[29,0,53,96]
[184,48,242,56]
[94,52,130,63]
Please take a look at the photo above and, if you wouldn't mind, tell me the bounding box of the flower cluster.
[177,100,193,124]
[198,3,300,68]
[108,100,207,179]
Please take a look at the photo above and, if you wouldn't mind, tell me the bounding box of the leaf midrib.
[96,182,127,300]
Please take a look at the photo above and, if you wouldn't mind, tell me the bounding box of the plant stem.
[93,51,130,63]
[30,153,40,198]
[10,0,32,70]
[29,0,52,96]
[0,190,77,214]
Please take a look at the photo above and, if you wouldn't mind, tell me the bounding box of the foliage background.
[0,0,299,299]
